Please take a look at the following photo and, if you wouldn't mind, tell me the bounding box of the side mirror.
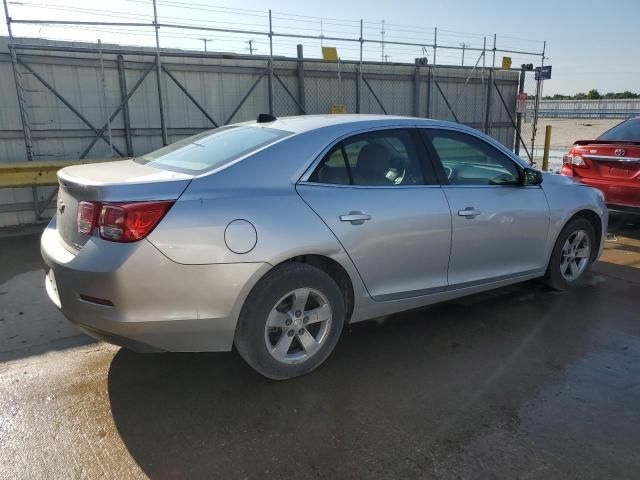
[522,168,543,186]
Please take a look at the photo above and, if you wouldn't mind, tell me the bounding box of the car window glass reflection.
[310,129,424,186]
[428,131,520,186]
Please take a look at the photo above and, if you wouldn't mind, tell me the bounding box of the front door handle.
[339,211,372,225]
[458,207,481,218]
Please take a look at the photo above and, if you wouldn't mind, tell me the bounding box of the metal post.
[3,0,39,218]
[296,44,305,114]
[492,34,496,69]
[152,0,168,146]
[514,66,526,156]
[117,54,133,156]
[267,9,274,115]
[481,37,486,121]
[433,27,437,66]
[413,65,420,117]
[530,41,546,158]
[356,19,363,114]
[484,68,493,134]
[542,125,551,171]
[426,66,432,118]
[97,39,113,158]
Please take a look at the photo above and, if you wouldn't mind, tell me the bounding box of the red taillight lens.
[77,201,100,235]
[562,153,587,167]
[98,201,174,242]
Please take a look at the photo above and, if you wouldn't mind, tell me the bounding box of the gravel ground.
[525,118,622,171]
[534,118,621,149]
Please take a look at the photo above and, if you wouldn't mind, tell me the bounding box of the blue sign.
[535,65,552,81]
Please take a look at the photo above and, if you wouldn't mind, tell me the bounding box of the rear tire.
[544,218,595,290]
[234,263,345,380]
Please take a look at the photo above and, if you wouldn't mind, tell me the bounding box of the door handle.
[458,207,481,218]
[339,211,371,225]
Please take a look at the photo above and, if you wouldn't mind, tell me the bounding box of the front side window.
[425,130,521,186]
[136,126,291,174]
[310,129,426,186]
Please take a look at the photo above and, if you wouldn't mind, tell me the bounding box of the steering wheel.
[489,172,518,185]
[386,156,409,184]
[444,166,458,183]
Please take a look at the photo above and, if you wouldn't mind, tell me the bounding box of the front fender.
[541,173,608,263]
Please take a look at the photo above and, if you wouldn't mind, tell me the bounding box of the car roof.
[237,114,454,134]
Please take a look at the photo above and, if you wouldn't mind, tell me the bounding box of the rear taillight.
[77,200,174,242]
[563,153,587,167]
[77,201,99,234]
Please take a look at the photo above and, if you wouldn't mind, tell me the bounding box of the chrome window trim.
[297,181,443,190]
[441,184,541,189]
[583,154,640,162]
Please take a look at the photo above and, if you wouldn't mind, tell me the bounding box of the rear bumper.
[607,204,640,215]
[562,169,640,209]
[41,218,270,352]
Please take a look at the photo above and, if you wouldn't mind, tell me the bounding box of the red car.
[561,117,640,214]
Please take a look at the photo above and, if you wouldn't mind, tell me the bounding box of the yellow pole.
[542,125,552,171]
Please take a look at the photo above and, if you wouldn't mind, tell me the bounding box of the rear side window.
[597,119,640,141]
[310,129,428,186]
[136,126,291,174]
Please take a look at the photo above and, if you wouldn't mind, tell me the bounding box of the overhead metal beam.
[117,54,134,156]
[3,0,40,218]
[152,0,168,146]
[162,65,219,127]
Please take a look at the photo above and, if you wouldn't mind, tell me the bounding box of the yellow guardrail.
[0,159,122,188]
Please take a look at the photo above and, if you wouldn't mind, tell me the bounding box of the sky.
[2,0,639,95]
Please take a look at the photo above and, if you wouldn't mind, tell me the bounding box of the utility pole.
[246,39,256,55]
[380,19,385,62]
[460,43,469,66]
[200,38,212,52]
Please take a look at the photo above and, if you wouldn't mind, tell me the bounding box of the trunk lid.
[570,142,640,181]
[56,160,192,252]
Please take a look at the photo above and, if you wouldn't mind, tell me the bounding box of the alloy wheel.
[559,229,591,281]
[264,288,332,364]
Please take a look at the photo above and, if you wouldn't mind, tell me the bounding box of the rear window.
[597,119,640,142]
[136,126,291,174]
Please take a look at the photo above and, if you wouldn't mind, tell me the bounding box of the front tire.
[544,218,595,290]
[234,263,345,380]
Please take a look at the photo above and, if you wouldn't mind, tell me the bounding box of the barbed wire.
[6,0,546,65]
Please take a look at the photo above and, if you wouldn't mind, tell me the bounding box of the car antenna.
[257,113,277,123]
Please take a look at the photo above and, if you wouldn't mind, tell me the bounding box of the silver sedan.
[41,115,608,379]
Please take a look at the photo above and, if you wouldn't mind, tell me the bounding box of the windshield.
[597,119,640,142]
[136,126,292,174]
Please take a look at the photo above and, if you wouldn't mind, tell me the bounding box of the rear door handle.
[458,207,481,218]
[339,211,372,225]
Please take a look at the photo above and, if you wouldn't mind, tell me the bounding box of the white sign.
[516,92,528,114]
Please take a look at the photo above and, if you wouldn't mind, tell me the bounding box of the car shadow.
[106,275,637,479]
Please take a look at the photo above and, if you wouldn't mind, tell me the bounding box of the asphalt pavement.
[1,220,639,479]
